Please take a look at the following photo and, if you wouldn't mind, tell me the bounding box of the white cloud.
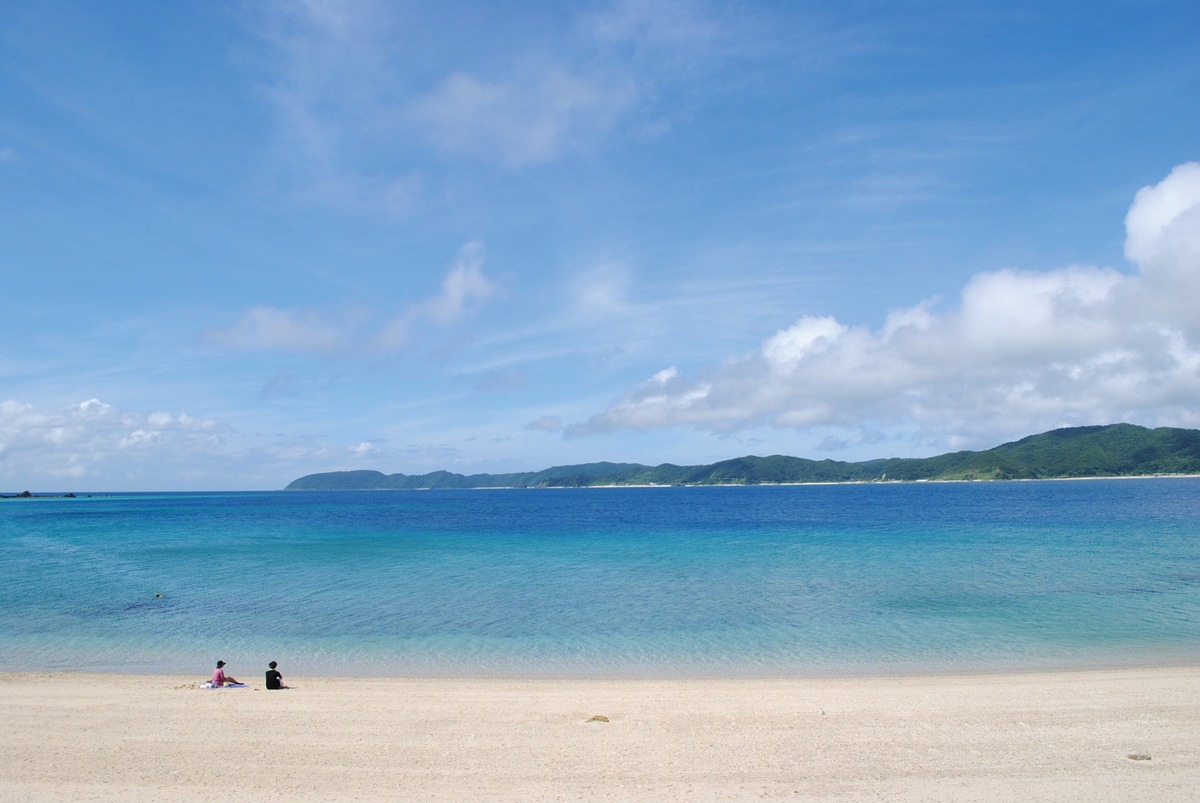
[525,415,563,433]
[571,263,633,318]
[761,316,847,366]
[1125,162,1200,271]
[587,0,719,46]
[423,240,495,324]
[257,0,741,204]
[410,68,635,168]
[375,241,497,351]
[0,397,396,490]
[1125,162,1200,328]
[570,162,1200,446]
[252,0,428,215]
[954,266,1126,362]
[204,305,353,354]
[0,399,224,487]
[348,441,379,457]
[207,242,496,356]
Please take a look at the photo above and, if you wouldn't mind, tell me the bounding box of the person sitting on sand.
[265,660,287,690]
[211,660,239,687]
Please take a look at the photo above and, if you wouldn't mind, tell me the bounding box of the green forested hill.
[285,424,1200,489]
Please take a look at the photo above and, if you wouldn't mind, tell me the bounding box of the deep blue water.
[2,480,1200,677]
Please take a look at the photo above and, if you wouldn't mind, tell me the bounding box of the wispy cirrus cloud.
[587,0,721,46]
[524,415,563,433]
[255,0,422,213]
[570,162,1200,449]
[410,68,636,168]
[205,241,495,356]
[204,305,358,356]
[256,0,748,204]
[424,241,496,323]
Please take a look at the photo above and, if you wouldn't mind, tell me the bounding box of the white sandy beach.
[2,667,1198,801]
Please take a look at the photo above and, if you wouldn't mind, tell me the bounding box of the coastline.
[4,666,1198,801]
[5,472,1197,497]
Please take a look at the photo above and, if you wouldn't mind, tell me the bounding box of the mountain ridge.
[285,424,1200,490]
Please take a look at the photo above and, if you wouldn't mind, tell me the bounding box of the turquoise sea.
[3,479,1200,677]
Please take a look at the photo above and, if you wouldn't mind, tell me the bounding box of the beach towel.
[200,681,248,689]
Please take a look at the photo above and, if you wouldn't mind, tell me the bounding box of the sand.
[2,666,1198,801]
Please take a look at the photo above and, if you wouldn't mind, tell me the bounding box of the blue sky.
[2,1,1199,491]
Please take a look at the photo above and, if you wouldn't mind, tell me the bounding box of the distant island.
[286,424,1200,490]
[0,491,78,500]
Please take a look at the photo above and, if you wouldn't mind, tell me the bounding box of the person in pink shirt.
[210,660,239,687]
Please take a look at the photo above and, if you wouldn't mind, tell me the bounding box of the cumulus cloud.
[1125,161,1200,327]
[1125,162,1200,271]
[0,398,370,490]
[570,162,1200,445]
[207,241,495,356]
[0,399,224,485]
[348,441,380,457]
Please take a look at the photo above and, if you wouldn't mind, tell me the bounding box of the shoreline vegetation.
[3,666,1198,800]
[287,423,1200,490]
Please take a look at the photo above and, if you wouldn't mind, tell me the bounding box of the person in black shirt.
[265,660,287,690]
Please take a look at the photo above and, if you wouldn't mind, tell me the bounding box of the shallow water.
[3,479,1199,676]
